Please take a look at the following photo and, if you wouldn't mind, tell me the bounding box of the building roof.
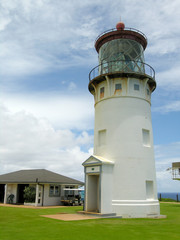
[0,169,84,185]
[172,162,180,168]
[82,155,114,166]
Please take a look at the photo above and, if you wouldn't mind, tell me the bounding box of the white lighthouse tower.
[83,22,160,218]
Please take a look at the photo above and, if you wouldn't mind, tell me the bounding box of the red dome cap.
[116,21,125,30]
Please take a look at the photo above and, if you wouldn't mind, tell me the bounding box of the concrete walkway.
[41,213,99,221]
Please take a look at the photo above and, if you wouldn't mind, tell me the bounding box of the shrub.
[160,198,177,202]
[24,186,36,203]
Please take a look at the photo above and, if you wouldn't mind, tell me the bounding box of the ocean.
[158,192,180,201]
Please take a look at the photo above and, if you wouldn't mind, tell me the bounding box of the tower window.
[98,129,106,146]
[146,181,154,199]
[147,89,150,95]
[134,84,139,91]
[142,129,150,147]
[115,83,122,91]
[100,87,104,98]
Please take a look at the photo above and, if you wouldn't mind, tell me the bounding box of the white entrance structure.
[83,22,160,218]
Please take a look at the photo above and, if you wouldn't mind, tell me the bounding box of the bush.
[160,198,177,202]
[24,186,36,203]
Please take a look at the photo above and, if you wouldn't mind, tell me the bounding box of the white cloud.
[155,142,180,160]
[153,100,180,113]
[156,66,180,90]
[155,142,180,192]
[1,92,94,130]
[121,0,180,55]
[151,63,180,113]
[0,0,100,77]
[1,0,180,78]
[68,82,77,91]
[0,104,93,180]
[0,15,11,31]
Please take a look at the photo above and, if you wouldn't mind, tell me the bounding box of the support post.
[159,193,161,201]
[4,184,7,204]
[35,184,39,207]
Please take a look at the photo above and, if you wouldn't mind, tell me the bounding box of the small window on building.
[134,84,139,91]
[55,186,60,195]
[49,185,60,197]
[49,185,54,195]
[100,87,104,99]
[147,89,150,95]
[142,129,150,147]
[98,129,106,146]
[115,83,122,91]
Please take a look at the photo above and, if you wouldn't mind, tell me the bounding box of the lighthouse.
[82,22,160,218]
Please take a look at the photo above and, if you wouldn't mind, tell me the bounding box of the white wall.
[43,184,61,206]
[91,76,159,217]
[100,164,113,214]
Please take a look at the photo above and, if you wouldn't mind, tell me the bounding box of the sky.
[0,0,180,192]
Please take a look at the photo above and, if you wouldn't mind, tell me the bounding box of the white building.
[83,22,160,218]
[0,169,83,206]
[172,162,180,180]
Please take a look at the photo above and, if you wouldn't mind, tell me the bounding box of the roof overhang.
[0,182,84,185]
[82,155,114,167]
[172,162,180,168]
[95,29,147,52]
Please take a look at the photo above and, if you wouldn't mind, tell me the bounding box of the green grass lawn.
[0,203,180,240]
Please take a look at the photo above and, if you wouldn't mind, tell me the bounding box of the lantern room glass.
[98,39,145,75]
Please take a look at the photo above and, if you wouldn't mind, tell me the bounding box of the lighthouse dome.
[116,21,125,30]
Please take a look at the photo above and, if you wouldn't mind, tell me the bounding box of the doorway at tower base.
[83,155,161,218]
[82,155,114,214]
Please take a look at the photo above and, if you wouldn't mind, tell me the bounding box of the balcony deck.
[88,60,156,92]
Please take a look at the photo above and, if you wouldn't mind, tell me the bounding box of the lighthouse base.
[112,199,160,218]
[78,211,121,218]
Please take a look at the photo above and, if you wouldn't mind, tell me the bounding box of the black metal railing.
[95,27,147,43]
[89,60,155,82]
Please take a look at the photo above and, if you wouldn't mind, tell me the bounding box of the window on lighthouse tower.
[100,87,104,99]
[115,83,122,95]
[142,129,150,147]
[98,129,106,146]
[115,83,122,91]
[134,84,140,91]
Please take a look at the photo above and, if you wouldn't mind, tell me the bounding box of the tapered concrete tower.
[83,22,160,218]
